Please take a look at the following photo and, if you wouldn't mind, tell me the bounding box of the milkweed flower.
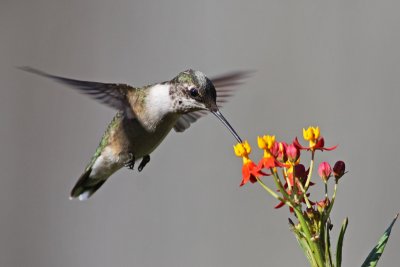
[233,140,252,163]
[257,135,279,169]
[303,126,320,148]
[234,141,266,186]
[257,135,276,153]
[294,126,337,151]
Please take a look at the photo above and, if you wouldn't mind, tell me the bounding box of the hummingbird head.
[170,69,218,113]
[171,69,242,142]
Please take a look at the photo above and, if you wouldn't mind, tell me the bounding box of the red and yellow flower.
[257,135,278,169]
[294,126,337,151]
[234,141,266,186]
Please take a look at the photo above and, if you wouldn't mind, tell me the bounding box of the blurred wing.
[19,67,132,112]
[173,71,252,132]
[212,71,252,106]
[174,111,208,132]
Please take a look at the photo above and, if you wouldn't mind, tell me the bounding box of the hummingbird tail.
[70,168,106,201]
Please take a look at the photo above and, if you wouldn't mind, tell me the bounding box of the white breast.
[144,84,173,130]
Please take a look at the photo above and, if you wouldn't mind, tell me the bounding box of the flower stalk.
[233,127,344,266]
[232,126,397,266]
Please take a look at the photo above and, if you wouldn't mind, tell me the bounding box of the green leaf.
[335,217,348,267]
[325,222,333,267]
[361,214,399,267]
[295,235,318,267]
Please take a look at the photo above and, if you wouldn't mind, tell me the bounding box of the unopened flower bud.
[270,142,279,158]
[277,142,288,163]
[294,164,307,183]
[333,160,346,180]
[311,235,320,241]
[287,144,300,163]
[317,198,330,213]
[305,207,316,219]
[318,162,332,182]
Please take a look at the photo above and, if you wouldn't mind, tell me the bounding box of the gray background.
[1,0,399,266]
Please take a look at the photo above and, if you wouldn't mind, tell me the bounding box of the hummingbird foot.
[124,153,135,170]
[138,155,150,172]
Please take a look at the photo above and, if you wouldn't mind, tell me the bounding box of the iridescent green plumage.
[87,111,124,170]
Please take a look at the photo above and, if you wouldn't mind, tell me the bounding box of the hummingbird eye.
[189,88,199,98]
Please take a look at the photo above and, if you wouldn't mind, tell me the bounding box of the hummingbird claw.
[138,155,150,172]
[124,153,135,170]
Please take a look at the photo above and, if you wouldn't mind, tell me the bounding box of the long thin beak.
[212,110,242,143]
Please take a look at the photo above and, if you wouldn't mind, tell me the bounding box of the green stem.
[305,151,315,190]
[296,179,312,208]
[325,182,328,199]
[323,183,338,266]
[326,182,338,217]
[293,207,325,267]
[270,169,290,199]
[283,167,293,193]
[323,220,333,267]
[256,177,288,204]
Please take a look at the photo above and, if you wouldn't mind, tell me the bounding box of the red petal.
[274,159,287,168]
[256,169,269,176]
[293,137,309,150]
[315,137,338,151]
[287,173,294,187]
[241,162,268,186]
[259,157,275,169]
[248,161,268,176]
[322,145,338,151]
[274,201,285,209]
[241,165,251,186]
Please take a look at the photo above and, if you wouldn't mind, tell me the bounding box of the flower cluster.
[231,126,398,267]
[233,127,346,267]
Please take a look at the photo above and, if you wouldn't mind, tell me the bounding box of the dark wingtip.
[17,66,50,78]
[70,168,94,201]
[212,70,256,82]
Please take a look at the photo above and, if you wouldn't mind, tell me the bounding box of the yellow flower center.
[258,135,275,149]
[233,141,252,164]
[258,135,275,158]
[303,126,320,148]
[263,150,273,158]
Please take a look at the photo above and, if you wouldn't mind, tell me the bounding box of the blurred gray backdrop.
[1,0,400,266]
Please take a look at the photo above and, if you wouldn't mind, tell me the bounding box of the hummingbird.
[20,67,247,200]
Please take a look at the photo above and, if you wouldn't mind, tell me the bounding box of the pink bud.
[276,142,287,163]
[270,142,279,158]
[318,162,332,182]
[287,144,300,163]
[333,160,345,180]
